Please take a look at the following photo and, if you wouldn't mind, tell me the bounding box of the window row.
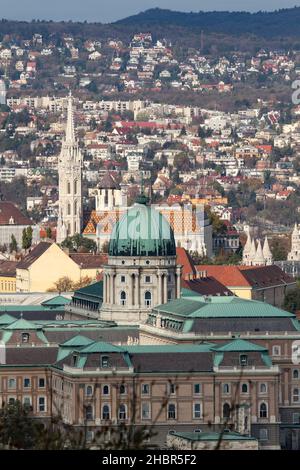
[83,382,270,397]
[5,396,46,412]
[222,402,268,419]
[6,377,45,389]
[84,402,203,421]
[120,291,152,307]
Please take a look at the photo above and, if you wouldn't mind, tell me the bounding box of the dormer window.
[22,333,29,343]
[101,355,109,368]
[9,216,14,225]
[240,354,248,366]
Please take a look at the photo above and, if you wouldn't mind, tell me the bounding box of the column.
[103,274,107,303]
[110,273,114,306]
[130,274,134,306]
[163,274,168,304]
[111,273,115,305]
[134,273,140,307]
[176,267,181,299]
[157,273,162,305]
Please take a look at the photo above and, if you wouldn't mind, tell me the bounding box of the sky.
[0,0,300,23]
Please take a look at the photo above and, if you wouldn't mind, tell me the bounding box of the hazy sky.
[1,0,300,22]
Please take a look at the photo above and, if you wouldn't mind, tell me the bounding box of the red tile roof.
[176,247,196,277]
[0,202,32,226]
[196,265,251,287]
[181,277,233,296]
[69,253,107,269]
[196,264,295,289]
[17,242,52,269]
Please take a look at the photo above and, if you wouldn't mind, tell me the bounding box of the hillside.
[115,7,300,38]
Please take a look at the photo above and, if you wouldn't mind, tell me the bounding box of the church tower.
[57,94,83,243]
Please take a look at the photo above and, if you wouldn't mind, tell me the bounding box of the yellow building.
[0,260,18,293]
[16,242,106,293]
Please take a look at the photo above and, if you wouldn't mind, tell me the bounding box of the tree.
[9,234,18,253]
[0,401,38,449]
[101,240,109,253]
[48,276,74,293]
[72,276,93,290]
[60,234,97,253]
[284,288,300,313]
[22,226,33,250]
[46,226,52,239]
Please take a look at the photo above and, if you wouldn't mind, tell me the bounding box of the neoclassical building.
[100,194,182,323]
[56,94,83,243]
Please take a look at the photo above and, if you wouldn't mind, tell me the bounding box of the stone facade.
[57,94,83,243]
[101,255,182,323]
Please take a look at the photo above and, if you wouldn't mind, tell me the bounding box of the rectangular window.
[38,378,45,388]
[272,345,281,356]
[240,354,248,366]
[259,429,268,441]
[8,378,16,389]
[8,397,16,404]
[23,396,32,407]
[292,388,300,403]
[38,396,46,412]
[194,384,201,395]
[141,402,151,420]
[23,378,31,388]
[293,413,300,424]
[169,383,176,395]
[193,403,202,419]
[141,384,150,395]
[120,275,126,283]
[145,275,151,283]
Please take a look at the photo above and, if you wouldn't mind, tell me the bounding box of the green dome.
[109,203,176,257]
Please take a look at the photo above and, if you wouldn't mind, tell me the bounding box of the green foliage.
[206,208,227,235]
[9,234,18,253]
[0,401,38,449]
[22,226,33,250]
[46,226,52,239]
[284,288,300,313]
[61,233,97,253]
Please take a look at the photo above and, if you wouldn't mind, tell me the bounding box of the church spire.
[65,92,75,143]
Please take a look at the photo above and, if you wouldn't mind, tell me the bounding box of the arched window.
[144,291,152,307]
[223,383,230,394]
[85,405,93,421]
[67,182,71,194]
[260,383,267,394]
[241,383,248,393]
[86,385,93,396]
[102,385,110,395]
[74,180,77,195]
[293,370,299,379]
[67,203,71,215]
[74,200,77,216]
[102,404,110,420]
[244,416,248,431]
[168,403,176,420]
[119,384,126,395]
[223,403,231,419]
[22,333,29,343]
[118,404,127,420]
[259,403,268,418]
[120,291,126,306]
